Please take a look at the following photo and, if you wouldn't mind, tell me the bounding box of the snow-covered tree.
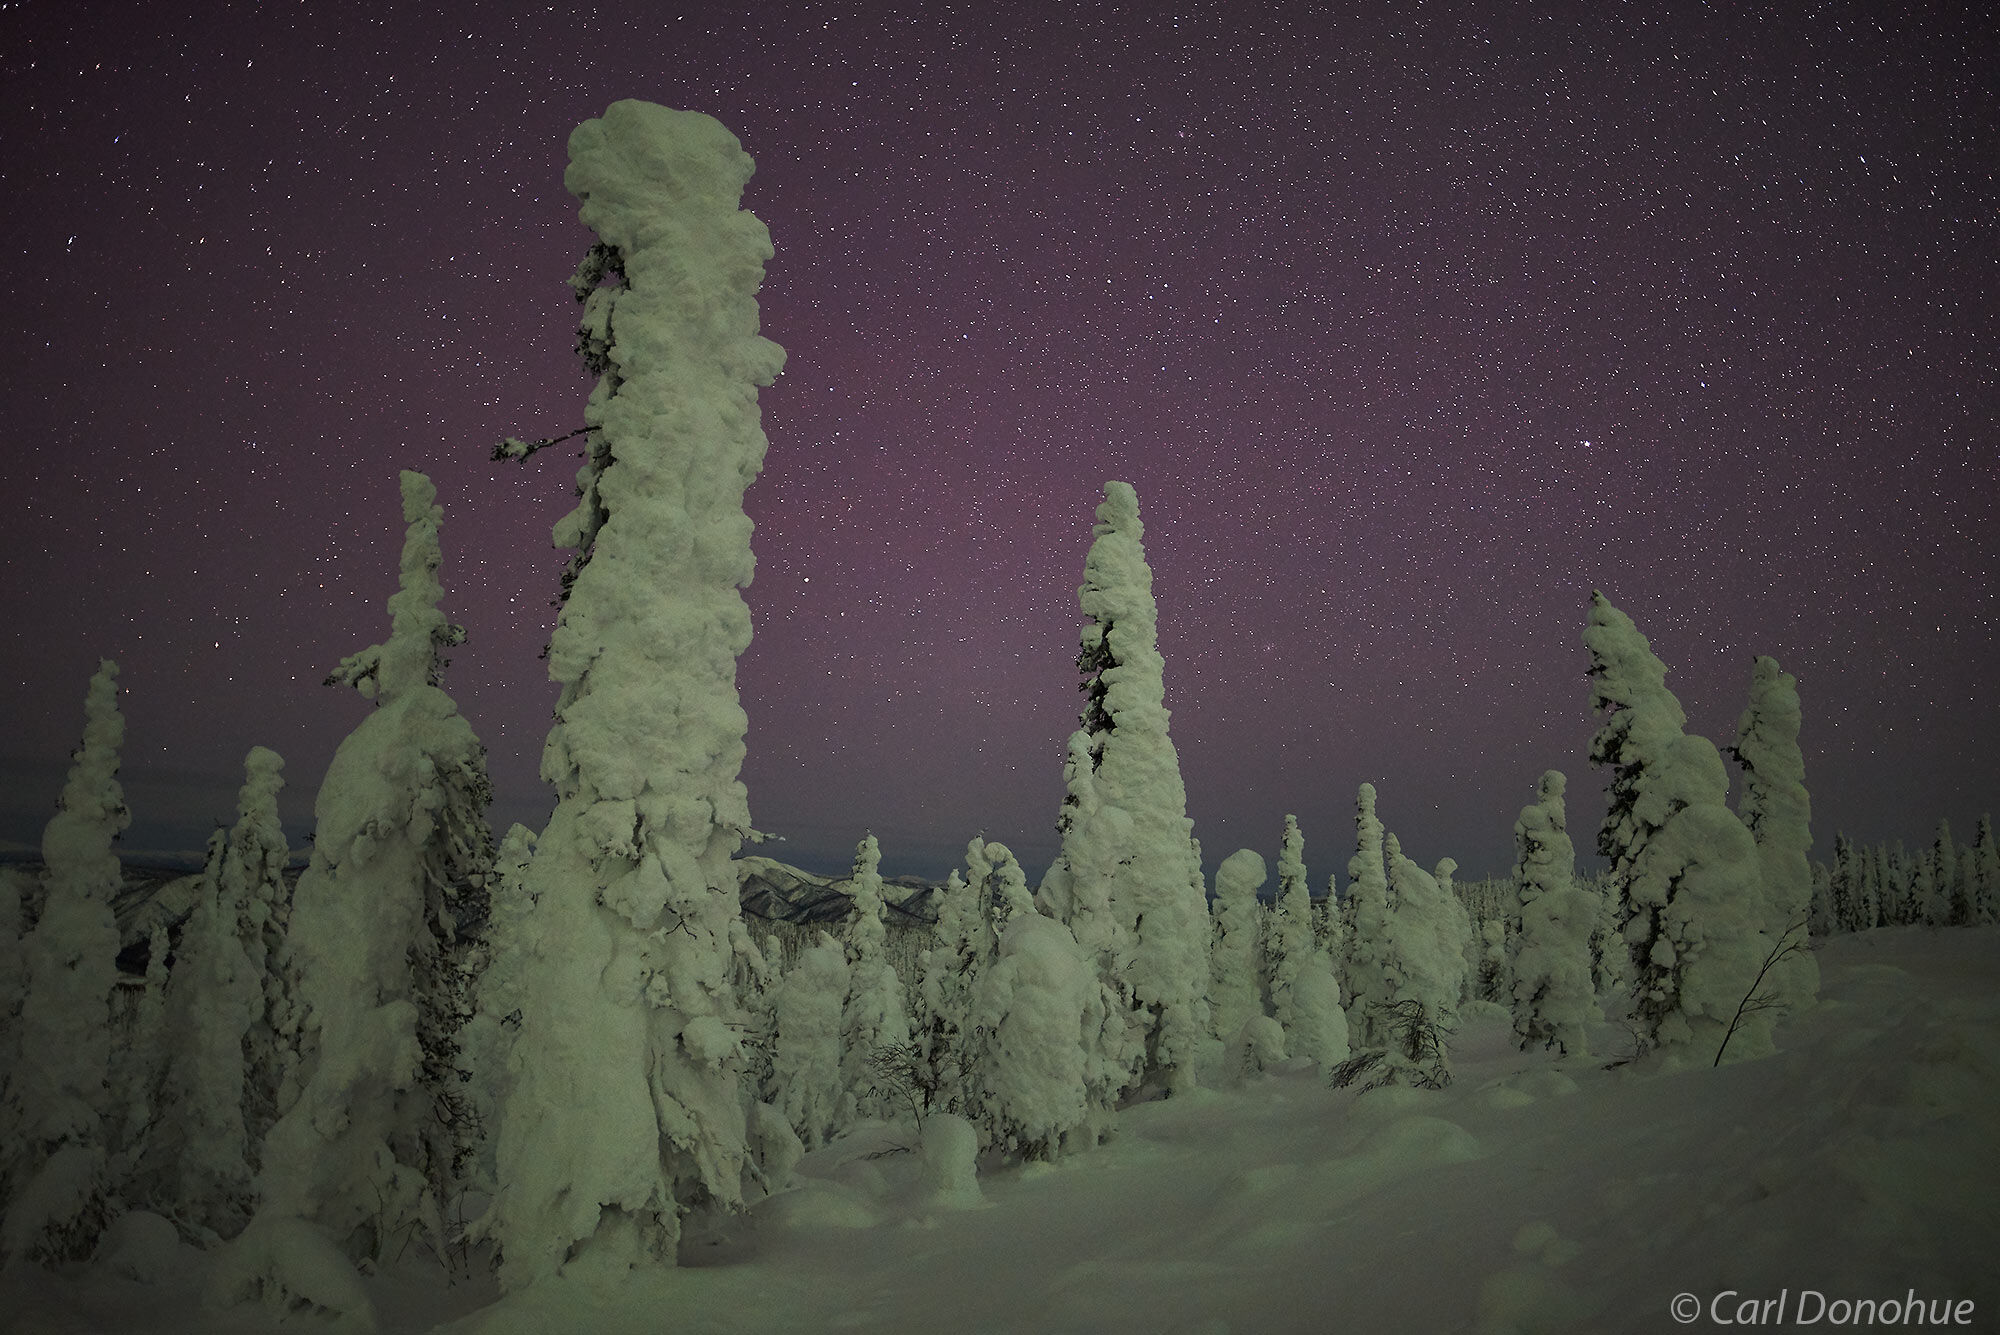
[1,660,126,1265]
[1729,654,1820,1013]
[484,101,786,1289]
[1585,592,1769,1062]
[1380,835,1472,1062]
[839,835,910,1124]
[1267,817,1313,1021]
[0,868,28,1037]
[1508,771,1597,1057]
[248,472,494,1274]
[1936,820,1970,925]
[972,913,1095,1161]
[216,748,298,1163]
[768,933,850,1150]
[1209,850,1267,1042]
[1039,482,1208,1095]
[463,823,537,1188]
[911,869,988,1126]
[1905,841,1940,929]
[1972,817,1999,924]
[135,750,289,1240]
[1341,783,1393,1049]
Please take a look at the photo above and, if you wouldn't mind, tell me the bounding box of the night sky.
[3,2,1994,886]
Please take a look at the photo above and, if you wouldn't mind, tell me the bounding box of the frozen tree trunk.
[248,472,493,1278]
[1729,656,1820,1017]
[485,101,785,1290]
[1509,771,1598,1058]
[1042,482,1208,1096]
[1,660,126,1265]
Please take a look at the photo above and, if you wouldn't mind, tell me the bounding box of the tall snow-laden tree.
[215,747,298,1163]
[1380,836,1472,1061]
[1972,816,2000,924]
[912,869,987,1127]
[1038,482,1208,1096]
[484,101,785,1290]
[1508,771,1597,1057]
[972,912,1096,1161]
[768,932,850,1150]
[135,751,288,1240]
[1585,592,1768,1062]
[1268,817,1312,1022]
[1341,783,1393,1049]
[245,471,494,1278]
[1729,655,1820,1014]
[1935,820,1969,925]
[1209,850,1267,1042]
[1,660,126,1265]
[839,834,909,1124]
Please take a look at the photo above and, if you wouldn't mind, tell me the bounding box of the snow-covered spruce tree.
[839,834,910,1125]
[215,747,298,1166]
[483,102,786,1290]
[1508,771,1598,1058]
[239,471,494,1280]
[1972,816,2000,924]
[113,920,170,1186]
[1210,850,1267,1042]
[1729,655,1820,1012]
[1266,820,1350,1072]
[1267,817,1312,1023]
[1038,482,1208,1096]
[0,868,28,1035]
[768,932,850,1150]
[972,911,1096,1161]
[1376,834,1472,1081]
[1935,820,1969,926]
[1585,591,1769,1063]
[1,660,126,1265]
[133,751,288,1240]
[1340,783,1394,1050]
[462,822,538,1191]
[911,868,988,1126]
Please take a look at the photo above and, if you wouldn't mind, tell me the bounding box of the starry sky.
[3,1,1994,885]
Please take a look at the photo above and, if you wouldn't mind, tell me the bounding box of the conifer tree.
[1268,817,1313,1021]
[1972,816,1999,924]
[1,661,126,1264]
[1585,592,1768,1061]
[1341,783,1393,1049]
[1210,850,1267,1042]
[129,752,288,1241]
[1729,655,1819,1011]
[1509,771,1597,1057]
[1936,820,1969,925]
[768,933,850,1150]
[484,102,785,1289]
[244,471,494,1277]
[839,834,909,1124]
[1039,482,1208,1095]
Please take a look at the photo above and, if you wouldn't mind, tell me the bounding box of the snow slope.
[8,925,1996,1333]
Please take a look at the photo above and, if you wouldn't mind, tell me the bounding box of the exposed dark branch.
[492,425,593,463]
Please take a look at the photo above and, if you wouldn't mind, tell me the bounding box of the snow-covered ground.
[10,925,1996,1334]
